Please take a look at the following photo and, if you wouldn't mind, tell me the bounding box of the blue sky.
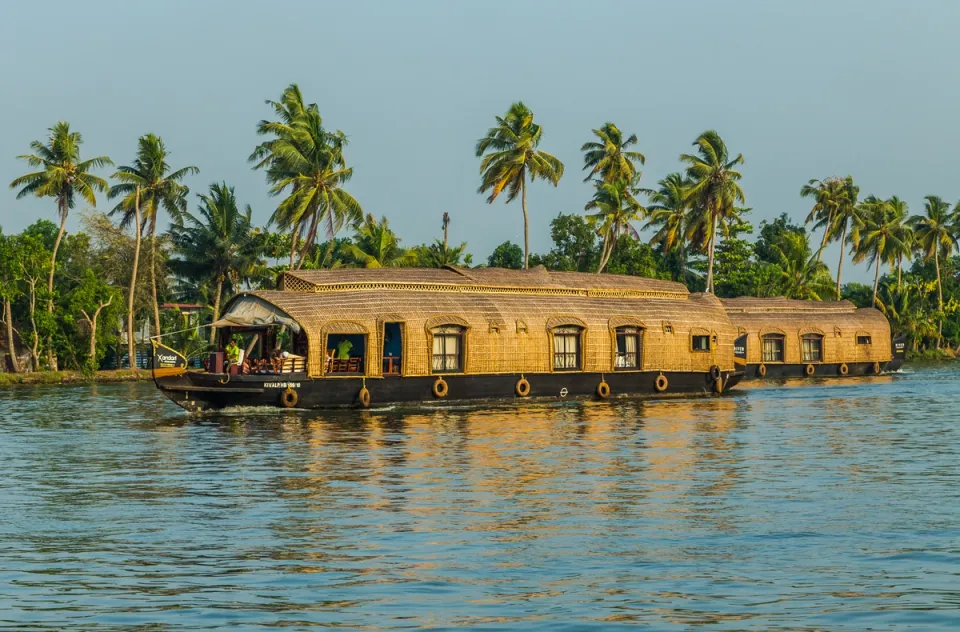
[2,0,959,282]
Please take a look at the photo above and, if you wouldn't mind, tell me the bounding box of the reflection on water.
[1,367,959,630]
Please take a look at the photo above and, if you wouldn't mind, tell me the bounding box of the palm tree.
[645,173,693,283]
[827,176,861,298]
[801,176,847,260]
[9,122,112,319]
[852,196,907,307]
[885,195,913,288]
[251,85,360,268]
[585,179,647,273]
[344,214,418,268]
[772,232,835,300]
[476,102,564,269]
[680,131,745,294]
[909,195,958,348]
[581,122,645,183]
[414,240,471,268]
[168,183,263,343]
[108,134,198,337]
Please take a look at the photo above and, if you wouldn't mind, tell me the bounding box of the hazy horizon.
[3,0,959,283]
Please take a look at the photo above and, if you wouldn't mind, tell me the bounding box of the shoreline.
[0,369,151,387]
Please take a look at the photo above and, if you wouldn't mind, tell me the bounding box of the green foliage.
[842,283,874,308]
[530,214,599,272]
[581,122,644,184]
[343,214,417,268]
[413,240,472,268]
[487,241,524,269]
[755,213,806,264]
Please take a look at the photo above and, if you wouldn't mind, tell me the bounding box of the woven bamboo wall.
[722,298,892,364]
[243,286,737,379]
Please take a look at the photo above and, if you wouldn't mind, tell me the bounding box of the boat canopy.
[212,295,301,333]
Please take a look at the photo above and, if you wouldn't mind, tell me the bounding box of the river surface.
[0,365,958,630]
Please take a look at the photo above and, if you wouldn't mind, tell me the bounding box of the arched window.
[801,333,823,363]
[553,326,583,371]
[615,327,642,369]
[431,325,464,373]
[761,334,785,363]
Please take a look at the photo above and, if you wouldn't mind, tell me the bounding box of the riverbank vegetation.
[2,83,959,375]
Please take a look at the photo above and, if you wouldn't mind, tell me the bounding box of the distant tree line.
[3,84,959,374]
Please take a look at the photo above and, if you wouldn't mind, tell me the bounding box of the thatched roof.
[721,297,858,313]
[280,266,687,298]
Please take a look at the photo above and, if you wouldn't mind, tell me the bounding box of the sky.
[2,0,960,283]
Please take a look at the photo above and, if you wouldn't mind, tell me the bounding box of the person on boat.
[226,340,241,368]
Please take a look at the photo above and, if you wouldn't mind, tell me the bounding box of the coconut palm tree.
[250,84,315,266]
[645,173,693,283]
[852,196,908,307]
[108,134,198,337]
[265,109,360,269]
[250,85,359,268]
[581,122,645,184]
[680,131,745,294]
[801,176,848,260]
[909,195,958,348]
[884,195,913,288]
[827,176,861,297]
[344,214,418,268]
[476,102,564,269]
[585,179,647,273]
[168,183,264,343]
[772,232,835,300]
[9,122,112,319]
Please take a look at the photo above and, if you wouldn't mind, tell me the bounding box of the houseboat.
[722,297,906,379]
[153,266,745,411]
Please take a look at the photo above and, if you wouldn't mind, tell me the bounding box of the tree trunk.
[521,179,529,269]
[289,224,299,269]
[127,187,142,371]
[872,256,881,308]
[897,256,903,290]
[149,217,162,338]
[209,278,223,345]
[4,299,19,373]
[678,239,686,284]
[706,213,718,293]
[27,280,39,371]
[935,247,943,350]
[835,221,847,299]
[596,230,611,274]
[44,198,68,370]
[47,199,67,310]
[815,212,832,262]
[82,297,112,368]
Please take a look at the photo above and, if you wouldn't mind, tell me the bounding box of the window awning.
[213,295,301,333]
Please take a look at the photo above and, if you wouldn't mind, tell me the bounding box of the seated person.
[225,340,241,369]
[325,349,333,372]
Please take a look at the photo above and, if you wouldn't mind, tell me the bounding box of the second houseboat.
[722,297,906,379]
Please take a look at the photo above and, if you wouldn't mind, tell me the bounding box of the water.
[0,366,958,630]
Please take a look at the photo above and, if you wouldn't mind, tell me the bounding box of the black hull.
[155,370,744,412]
[740,361,895,380]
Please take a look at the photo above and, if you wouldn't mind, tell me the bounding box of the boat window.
[553,326,582,371]
[383,322,403,376]
[615,327,642,370]
[691,334,711,352]
[432,325,464,373]
[801,334,823,363]
[327,334,366,374]
[857,335,872,345]
[761,334,785,363]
